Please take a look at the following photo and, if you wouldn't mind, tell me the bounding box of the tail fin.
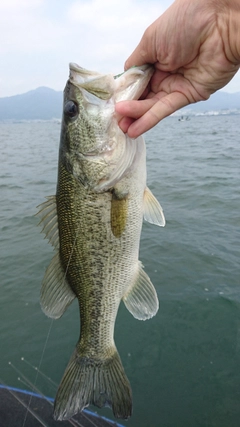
[53,347,132,421]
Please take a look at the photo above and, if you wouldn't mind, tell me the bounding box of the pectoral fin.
[41,252,76,319]
[143,187,165,227]
[123,262,159,320]
[111,190,128,238]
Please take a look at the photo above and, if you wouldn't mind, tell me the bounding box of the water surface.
[1,116,239,427]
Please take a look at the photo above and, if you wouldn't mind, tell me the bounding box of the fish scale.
[57,162,137,355]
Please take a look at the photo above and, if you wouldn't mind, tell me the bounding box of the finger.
[126,92,190,138]
[139,86,149,100]
[115,99,156,119]
[124,26,157,70]
[124,47,148,70]
[116,100,153,134]
[118,117,135,133]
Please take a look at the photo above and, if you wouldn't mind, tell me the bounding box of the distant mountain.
[0,86,239,120]
[0,87,62,120]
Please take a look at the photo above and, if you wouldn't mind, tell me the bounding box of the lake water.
[0,115,240,427]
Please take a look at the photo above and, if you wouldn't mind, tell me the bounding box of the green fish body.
[37,63,165,421]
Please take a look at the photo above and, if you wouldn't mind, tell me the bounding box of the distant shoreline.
[0,86,239,121]
[1,110,240,124]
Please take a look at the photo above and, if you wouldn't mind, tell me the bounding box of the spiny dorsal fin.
[36,196,59,249]
[122,261,159,320]
[41,252,76,319]
[143,187,166,227]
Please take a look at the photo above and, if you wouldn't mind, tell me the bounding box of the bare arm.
[116,0,240,137]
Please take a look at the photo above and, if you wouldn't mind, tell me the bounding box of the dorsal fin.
[36,196,59,248]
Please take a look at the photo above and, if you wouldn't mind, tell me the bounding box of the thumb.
[124,25,157,70]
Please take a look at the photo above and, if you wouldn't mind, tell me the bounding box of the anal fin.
[123,261,159,320]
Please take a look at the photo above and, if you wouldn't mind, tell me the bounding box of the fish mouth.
[114,64,154,103]
[69,63,116,100]
[113,64,152,79]
[68,63,154,102]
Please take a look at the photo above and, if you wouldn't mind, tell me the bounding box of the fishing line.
[21,220,82,427]
[21,319,54,427]
[9,357,81,427]
[20,358,106,427]
[9,360,54,407]
[79,410,116,427]
[0,377,49,427]
[21,357,57,389]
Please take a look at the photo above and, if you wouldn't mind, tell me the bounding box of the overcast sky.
[1,0,239,97]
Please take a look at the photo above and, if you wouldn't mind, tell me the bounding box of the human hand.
[116,0,240,138]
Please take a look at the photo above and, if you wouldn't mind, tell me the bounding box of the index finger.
[126,91,190,137]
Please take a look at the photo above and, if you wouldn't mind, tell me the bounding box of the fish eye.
[64,101,78,119]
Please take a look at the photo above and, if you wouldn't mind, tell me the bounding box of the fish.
[37,63,165,421]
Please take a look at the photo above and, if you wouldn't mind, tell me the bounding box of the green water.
[1,116,239,426]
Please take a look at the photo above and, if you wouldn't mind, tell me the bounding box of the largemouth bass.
[37,63,165,421]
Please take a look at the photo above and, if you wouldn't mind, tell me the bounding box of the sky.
[1,0,240,98]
